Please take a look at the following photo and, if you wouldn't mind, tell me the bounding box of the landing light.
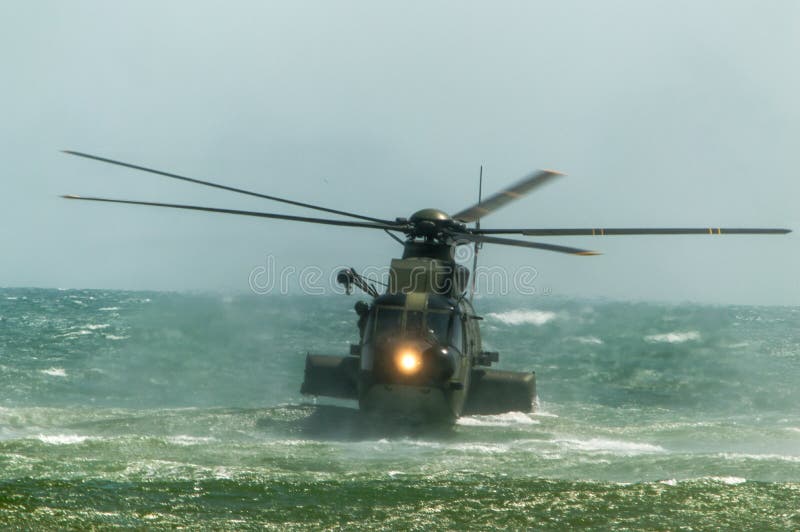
[396,349,422,375]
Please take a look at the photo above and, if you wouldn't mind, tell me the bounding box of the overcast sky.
[1,1,797,304]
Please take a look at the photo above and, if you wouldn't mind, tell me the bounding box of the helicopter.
[61,151,791,424]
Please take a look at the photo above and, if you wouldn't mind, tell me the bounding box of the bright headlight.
[395,349,422,374]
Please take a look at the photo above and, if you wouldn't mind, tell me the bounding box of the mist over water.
[1,288,799,528]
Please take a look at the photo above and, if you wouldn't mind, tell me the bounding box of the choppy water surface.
[1,288,799,529]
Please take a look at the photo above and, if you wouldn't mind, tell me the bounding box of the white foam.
[58,330,91,338]
[660,477,746,486]
[93,512,121,518]
[98,307,120,311]
[450,443,507,453]
[457,411,540,427]
[556,437,665,455]
[85,324,110,330]
[36,434,89,445]
[487,310,557,326]
[727,342,750,349]
[574,336,604,345]
[213,466,232,479]
[397,439,508,454]
[104,335,129,341]
[264,439,315,447]
[167,435,216,446]
[41,367,67,377]
[123,459,196,479]
[644,331,701,344]
[718,452,800,463]
[708,476,747,485]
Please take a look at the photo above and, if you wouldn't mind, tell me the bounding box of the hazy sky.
[2,1,798,304]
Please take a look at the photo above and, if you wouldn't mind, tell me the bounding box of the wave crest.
[487,310,557,326]
[644,331,701,344]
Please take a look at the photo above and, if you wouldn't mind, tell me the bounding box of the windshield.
[371,307,403,340]
[368,306,459,348]
[406,311,424,334]
[403,310,449,345]
[426,311,450,344]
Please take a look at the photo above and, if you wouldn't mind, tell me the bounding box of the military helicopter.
[61,151,791,423]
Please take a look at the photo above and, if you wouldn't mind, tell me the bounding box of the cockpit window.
[368,306,461,348]
[406,311,424,334]
[426,311,450,345]
[372,307,403,340]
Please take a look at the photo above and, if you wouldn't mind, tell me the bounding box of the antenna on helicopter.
[469,166,483,302]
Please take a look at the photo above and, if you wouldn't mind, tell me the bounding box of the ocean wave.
[392,439,510,454]
[57,330,91,338]
[708,476,747,485]
[55,324,112,339]
[644,331,701,343]
[122,459,204,480]
[717,452,800,463]
[727,341,750,349]
[213,466,233,479]
[457,412,540,427]
[660,476,746,486]
[41,368,67,377]
[555,437,665,455]
[166,435,216,446]
[574,336,604,345]
[486,310,557,326]
[449,442,509,454]
[36,434,91,445]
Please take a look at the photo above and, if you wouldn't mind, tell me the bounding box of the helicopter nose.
[377,340,454,384]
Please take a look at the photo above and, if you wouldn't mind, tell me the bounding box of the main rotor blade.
[61,195,405,231]
[453,233,599,256]
[452,169,564,223]
[473,227,793,236]
[62,150,396,225]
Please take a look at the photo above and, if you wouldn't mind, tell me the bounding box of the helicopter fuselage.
[301,240,537,424]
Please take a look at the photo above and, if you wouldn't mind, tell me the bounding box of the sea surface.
[1,287,799,529]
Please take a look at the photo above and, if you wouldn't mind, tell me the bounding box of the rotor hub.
[409,208,452,224]
[407,208,460,239]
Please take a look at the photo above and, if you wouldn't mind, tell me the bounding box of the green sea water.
[1,288,799,529]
